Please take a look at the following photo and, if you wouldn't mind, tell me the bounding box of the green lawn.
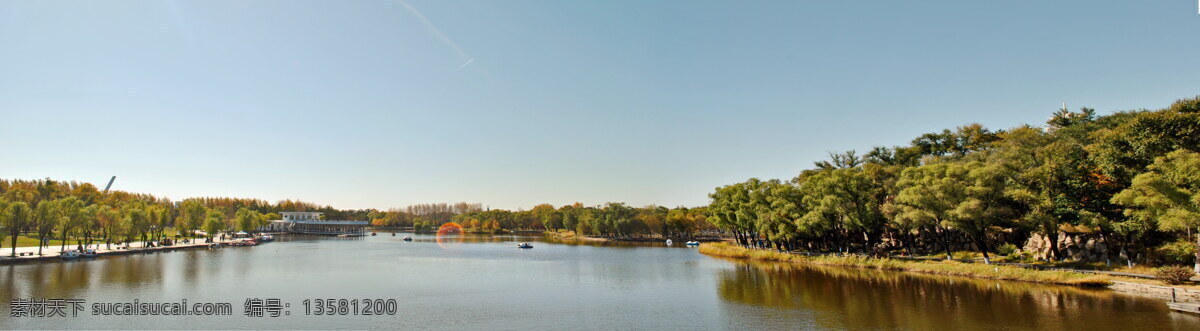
[2,235,70,249]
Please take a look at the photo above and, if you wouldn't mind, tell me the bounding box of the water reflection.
[716,258,1200,330]
[1,251,169,302]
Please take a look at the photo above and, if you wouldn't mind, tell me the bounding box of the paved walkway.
[0,237,232,263]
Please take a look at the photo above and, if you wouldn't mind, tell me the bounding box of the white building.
[265,212,369,235]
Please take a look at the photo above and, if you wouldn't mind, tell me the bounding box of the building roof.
[275,219,368,225]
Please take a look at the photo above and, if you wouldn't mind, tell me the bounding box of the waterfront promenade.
[0,238,231,264]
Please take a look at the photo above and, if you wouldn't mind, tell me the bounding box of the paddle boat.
[403,236,413,242]
[230,238,259,247]
[517,243,533,249]
[60,250,81,260]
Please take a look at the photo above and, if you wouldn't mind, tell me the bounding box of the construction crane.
[103,176,116,193]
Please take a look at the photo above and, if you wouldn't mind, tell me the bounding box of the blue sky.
[1,1,1198,210]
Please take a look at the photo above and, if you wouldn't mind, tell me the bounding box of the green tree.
[6,201,30,256]
[151,204,171,242]
[993,126,1081,261]
[1112,150,1200,272]
[203,208,226,241]
[559,204,580,231]
[55,197,86,253]
[532,204,562,231]
[178,200,206,239]
[0,200,9,253]
[235,207,262,232]
[884,162,971,259]
[708,179,763,247]
[757,180,803,251]
[96,205,121,249]
[948,161,1017,264]
[77,204,98,249]
[665,208,700,239]
[122,203,150,247]
[33,200,59,255]
[798,168,885,254]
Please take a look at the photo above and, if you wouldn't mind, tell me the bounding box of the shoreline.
[698,242,1200,302]
[541,230,727,243]
[699,242,1113,287]
[0,239,228,265]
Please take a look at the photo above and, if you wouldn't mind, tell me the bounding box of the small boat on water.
[257,234,275,242]
[403,236,413,242]
[685,241,700,246]
[392,233,396,236]
[665,239,673,246]
[81,249,99,258]
[230,238,259,247]
[60,250,81,260]
[517,243,533,249]
[371,232,377,236]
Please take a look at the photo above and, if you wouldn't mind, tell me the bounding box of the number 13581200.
[301,299,398,316]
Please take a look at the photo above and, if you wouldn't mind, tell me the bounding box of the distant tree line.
[0,180,320,255]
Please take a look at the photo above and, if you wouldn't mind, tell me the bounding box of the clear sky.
[1,1,1198,210]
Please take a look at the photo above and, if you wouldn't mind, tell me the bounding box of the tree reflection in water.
[716,258,1200,330]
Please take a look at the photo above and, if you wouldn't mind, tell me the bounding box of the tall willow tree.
[55,197,85,253]
[178,200,206,240]
[96,205,121,249]
[33,200,59,255]
[203,208,226,242]
[77,205,98,248]
[6,201,30,257]
[235,207,262,232]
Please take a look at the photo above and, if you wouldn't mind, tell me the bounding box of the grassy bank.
[699,242,1112,287]
[543,230,608,241]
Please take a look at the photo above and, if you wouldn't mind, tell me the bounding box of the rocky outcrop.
[1024,232,1110,262]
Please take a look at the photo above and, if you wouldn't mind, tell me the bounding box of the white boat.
[60,250,81,260]
[518,243,533,249]
[685,241,700,246]
[403,236,413,242]
[665,239,673,245]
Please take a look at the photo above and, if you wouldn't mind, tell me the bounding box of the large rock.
[1022,232,1109,262]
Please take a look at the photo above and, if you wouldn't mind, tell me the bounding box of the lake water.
[2,234,1198,330]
